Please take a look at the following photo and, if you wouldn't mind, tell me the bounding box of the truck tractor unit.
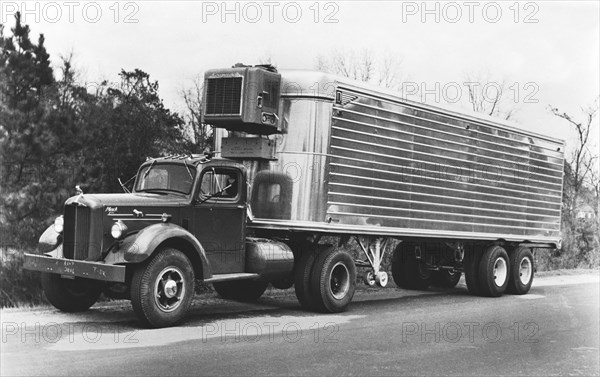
[24,64,564,327]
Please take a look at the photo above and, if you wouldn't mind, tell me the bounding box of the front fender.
[120,223,212,279]
[38,224,62,254]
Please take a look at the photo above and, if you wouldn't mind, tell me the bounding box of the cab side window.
[198,168,240,200]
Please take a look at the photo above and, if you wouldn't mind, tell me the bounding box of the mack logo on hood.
[105,207,118,213]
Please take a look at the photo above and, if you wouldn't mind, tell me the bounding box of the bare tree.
[549,98,599,219]
[463,71,518,120]
[316,48,405,91]
[181,75,212,153]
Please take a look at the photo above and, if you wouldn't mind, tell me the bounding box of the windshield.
[135,163,196,195]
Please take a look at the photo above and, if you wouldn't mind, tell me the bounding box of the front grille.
[63,205,91,260]
[205,77,243,116]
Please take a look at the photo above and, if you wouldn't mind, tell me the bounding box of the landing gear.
[356,237,390,287]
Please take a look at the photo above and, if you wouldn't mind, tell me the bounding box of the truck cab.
[25,155,295,327]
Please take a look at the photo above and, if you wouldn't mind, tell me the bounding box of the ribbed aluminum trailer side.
[327,82,563,244]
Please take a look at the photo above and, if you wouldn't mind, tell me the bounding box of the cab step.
[203,273,260,283]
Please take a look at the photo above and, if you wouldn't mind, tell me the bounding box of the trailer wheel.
[310,248,356,313]
[391,244,408,288]
[432,270,461,288]
[478,245,510,297]
[42,273,101,312]
[392,243,432,290]
[213,280,269,301]
[506,246,534,295]
[130,248,195,328]
[463,246,483,296]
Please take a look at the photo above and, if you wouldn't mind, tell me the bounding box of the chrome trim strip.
[330,163,561,204]
[337,102,564,160]
[329,191,560,217]
[331,161,563,198]
[330,180,560,210]
[327,210,557,232]
[247,219,560,244]
[328,201,559,226]
[332,113,564,168]
[332,120,563,179]
[335,84,564,146]
[330,137,563,185]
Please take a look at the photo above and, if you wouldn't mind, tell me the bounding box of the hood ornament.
[73,185,87,206]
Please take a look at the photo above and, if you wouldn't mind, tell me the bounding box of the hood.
[64,192,188,209]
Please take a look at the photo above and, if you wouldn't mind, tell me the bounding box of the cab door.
[192,166,246,274]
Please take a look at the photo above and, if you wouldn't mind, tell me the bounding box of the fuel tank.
[245,238,294,280]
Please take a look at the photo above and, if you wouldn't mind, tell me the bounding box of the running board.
[204,273,260,283]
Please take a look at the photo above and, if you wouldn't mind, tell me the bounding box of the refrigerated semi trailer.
[24,63,564,327]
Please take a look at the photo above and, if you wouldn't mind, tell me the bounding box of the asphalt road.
[1,273,599,376]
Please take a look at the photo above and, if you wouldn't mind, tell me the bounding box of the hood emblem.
[133,209,144,218]
[74,185,87,206]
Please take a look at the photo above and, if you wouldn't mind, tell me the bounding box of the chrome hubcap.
[519,257,533,285]
[154,267,185,312]
[329,262,350,300]
[493,257,508,287]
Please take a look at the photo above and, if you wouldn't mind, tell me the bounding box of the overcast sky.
[2,0,599,155]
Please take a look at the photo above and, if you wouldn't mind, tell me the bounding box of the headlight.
[111,221,128,239]
[53,216,64,233]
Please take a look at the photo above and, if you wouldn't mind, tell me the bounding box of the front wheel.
[42,273,101,312]
[130,248,195,328]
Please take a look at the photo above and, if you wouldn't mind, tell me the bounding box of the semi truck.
[24,64,564,327]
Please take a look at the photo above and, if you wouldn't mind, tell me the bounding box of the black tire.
[506,246,534,295]
[130,248,195,328]
[463,245,482,296]
[271,277,294,290]
[42,273,101,312]
[310,248,356,313]
[294,249,320,310]
[213,280,269,301]
[102,283,130,300]
[391,244,408,288]
[392,243,432,290]
[432,270,461,288]
[478,245,510,297]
